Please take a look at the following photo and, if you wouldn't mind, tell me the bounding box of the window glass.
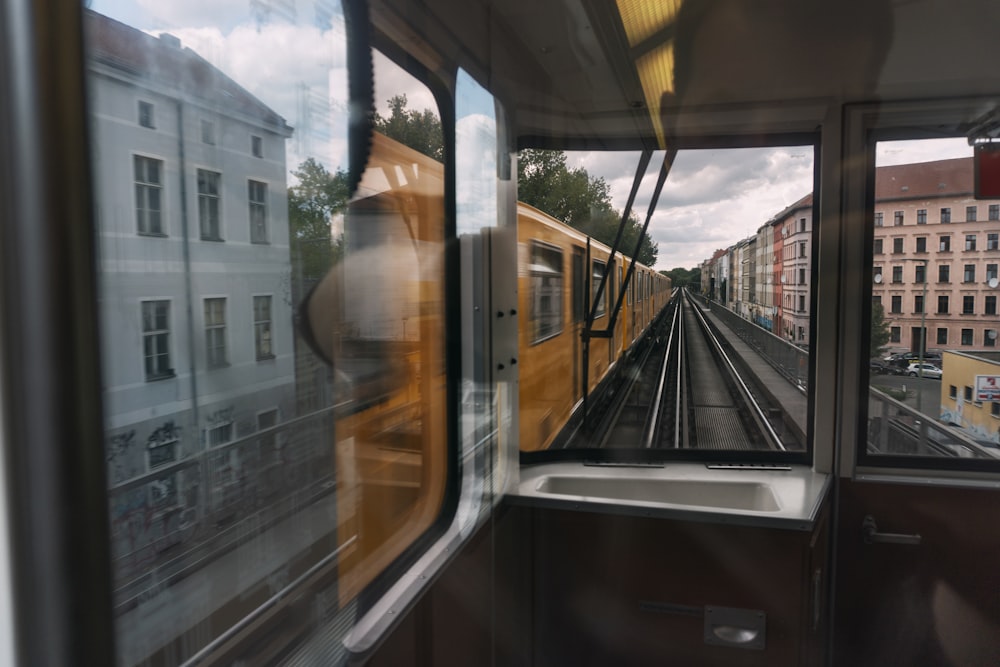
[518,145,813,455]
[85,2,449,664]
[868,138,1000,462]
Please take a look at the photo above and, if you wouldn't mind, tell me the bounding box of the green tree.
[288,157,350,283]
[870,301,892,358]
[660,267,700,288]
[374,94,444,161]
[518,149,657,265]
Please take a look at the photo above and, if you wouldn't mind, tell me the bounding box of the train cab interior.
[1,0,999,665]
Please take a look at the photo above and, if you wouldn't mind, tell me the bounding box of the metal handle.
[862,515,922,545]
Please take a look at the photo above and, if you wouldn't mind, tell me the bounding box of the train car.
[517,202,670,451]
[3,1,1000,667]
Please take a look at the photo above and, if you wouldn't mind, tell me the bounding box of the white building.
[87,11,299,575]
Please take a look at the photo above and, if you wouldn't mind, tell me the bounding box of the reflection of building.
[939,351,1000,446]
[87,11,299,576]
[872,159,1000,355]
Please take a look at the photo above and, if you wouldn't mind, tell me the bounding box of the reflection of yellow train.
[303,132,669,600]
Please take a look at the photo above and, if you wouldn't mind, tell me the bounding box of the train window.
[518,145,814,456]
[591,259,607,318]
[85,2,450,664]
[866,137,1000,465]
[530,242,564,343]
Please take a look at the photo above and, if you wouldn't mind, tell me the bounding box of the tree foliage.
[518,149,658,266]
[870,301,892,358]
[660,267,700,288]
[373,94,444,161]
[288,157,349,282]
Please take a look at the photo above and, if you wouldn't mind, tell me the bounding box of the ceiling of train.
[375,0,1000,149]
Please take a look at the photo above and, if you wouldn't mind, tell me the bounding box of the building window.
[134,155,163,235]
[893,211,904,226]
[964,386,974,401]
[206,421,233,447]
[890,295,902,314]
[147,438,178,471]
[892,237,903,254]
[937,328,948,345]
[872,295,882,307]
[987,264,998,283]
[990,204,999,221]
[798,294,806,312]
[963,295,975,314]
[873,268,883,284]
[891,266,903,283]
[964,264,976,283]
[251,135,263,158]
[198,169,222,240]
[986,295,997,316]
[249,180,268,244]
[201,119,215,144]
[799,217,806,232]
[986,330,997,348]
[988,233,999,250]
[914,295,924,314]
[890,326,901,343]
[939,235,951,252]
[798,268,805,285]
[938,264,950,283]
[993,402,1000,418]
[799,242,806,258]
[966,205,977,222]
[962,329,974,346]
[914,264,926,283]
[204,298,227,368]
[965,234,977,251]
[941,207,951,223]
[917,209,927,224]
[949,384,957,399]
[254,295,274,360]
[874,212,883,227]
[142,300,172,380]
[138,100,155,128]
[874,239,883,254]
[915,237,927,253]
[937,295,949,314]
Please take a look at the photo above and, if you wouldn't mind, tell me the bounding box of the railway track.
[576,289,791,451]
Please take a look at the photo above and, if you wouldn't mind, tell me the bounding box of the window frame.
[141,299,173,381]
[197,168,222,241]
[203,296,228,368]
[134,154,164,236]
[248,179,268,244]
[253,294,274,361]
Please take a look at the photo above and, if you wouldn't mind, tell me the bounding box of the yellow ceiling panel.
[635,42,675,148]
[616,0,682,48]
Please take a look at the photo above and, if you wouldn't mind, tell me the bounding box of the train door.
[832,101,1000,666]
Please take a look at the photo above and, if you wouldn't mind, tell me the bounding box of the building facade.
[88,12,309,578]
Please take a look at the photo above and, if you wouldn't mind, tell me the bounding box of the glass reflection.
[86,2,447,663]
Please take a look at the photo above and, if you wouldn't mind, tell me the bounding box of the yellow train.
[301,133,670,602]
[516,203,672,451]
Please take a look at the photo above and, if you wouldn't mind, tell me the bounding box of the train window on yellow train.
[866,137,1000,466]
[530,242,564,343]
[85,2,450,664]
[517,145,814,455]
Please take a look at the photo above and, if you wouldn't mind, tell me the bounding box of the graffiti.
[147,420,182,447]
[106,429,137,483]
[205,406,235,427]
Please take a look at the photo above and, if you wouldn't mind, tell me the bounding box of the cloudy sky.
[89,1,974,271]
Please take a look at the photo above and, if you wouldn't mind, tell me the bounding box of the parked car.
[906,362,942,379]
[870,360,893,374]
